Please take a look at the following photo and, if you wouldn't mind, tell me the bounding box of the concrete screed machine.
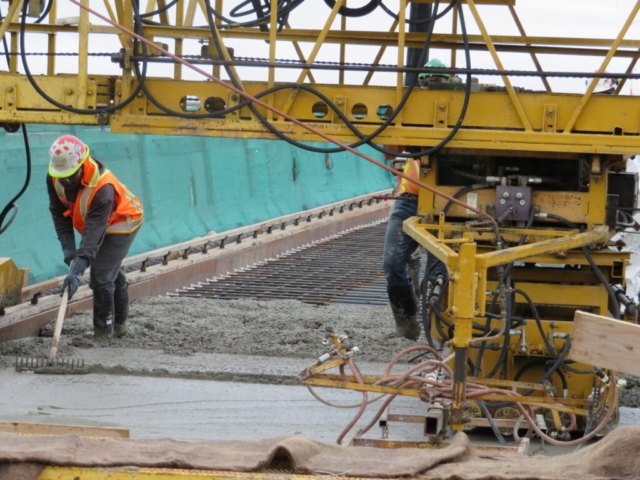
[0,0,639,454]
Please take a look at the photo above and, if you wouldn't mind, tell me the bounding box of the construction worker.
[590,76,620,95]
[417,58,451,87]
[47,135,143,337]
[382,59,450,340]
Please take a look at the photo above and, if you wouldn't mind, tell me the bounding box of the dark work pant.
[382,195,447,289]
[89,230,138,297]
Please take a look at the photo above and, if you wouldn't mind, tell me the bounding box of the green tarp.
[0,125,394,283]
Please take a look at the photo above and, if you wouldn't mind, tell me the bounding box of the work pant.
[382,195,446,289]
[89,230,138,328]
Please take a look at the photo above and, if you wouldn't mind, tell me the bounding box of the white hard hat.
[48,135,90,178]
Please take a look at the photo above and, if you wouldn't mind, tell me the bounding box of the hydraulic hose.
[582,245,621,320]
[323,0,383,18]
[0,125,30,236]
[513,288,557,357]
[19,0,149,115]
[442,183,491,216]
[477,399,508,446]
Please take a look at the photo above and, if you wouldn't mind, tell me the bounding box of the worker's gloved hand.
[62,256,89,299]
[59,231,77,266]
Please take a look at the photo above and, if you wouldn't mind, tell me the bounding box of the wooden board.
[0,421,129,438]
[570,310,640,376]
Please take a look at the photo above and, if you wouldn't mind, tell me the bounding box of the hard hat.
[419,58,451,79]
[48,135,90,178]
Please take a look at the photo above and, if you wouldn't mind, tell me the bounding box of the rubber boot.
[114,273,129,338]
[387,285,421,341]
[93,290,115,337]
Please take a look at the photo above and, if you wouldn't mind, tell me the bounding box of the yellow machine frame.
[1,0,637,443]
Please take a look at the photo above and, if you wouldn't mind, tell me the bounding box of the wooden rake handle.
[48,288,69,362]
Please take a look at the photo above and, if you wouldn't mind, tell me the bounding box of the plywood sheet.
[570,310,640,375]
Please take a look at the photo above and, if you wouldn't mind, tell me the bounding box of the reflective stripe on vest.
[399,159,420,195]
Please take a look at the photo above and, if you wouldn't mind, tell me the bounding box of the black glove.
[62,256,89,299]
[59,231,77,266]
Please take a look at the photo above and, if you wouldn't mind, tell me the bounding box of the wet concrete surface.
[1,297,639,456]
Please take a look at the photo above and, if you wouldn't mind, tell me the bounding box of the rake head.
[15,356,86,371]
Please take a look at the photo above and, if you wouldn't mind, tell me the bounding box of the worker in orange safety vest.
[381,60,450,340]
[47,135,143,337]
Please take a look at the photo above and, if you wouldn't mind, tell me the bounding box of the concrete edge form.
[0,201,391,344]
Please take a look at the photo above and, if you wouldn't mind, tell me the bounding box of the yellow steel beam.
[563,0,640,134]
[279,0,344,117]
[402,217,459,269]
[39,467,340,479]
[106,115,640,154]
[302,377,421,397]
[465,0,532,131]
[476,226,609,268]
[505,0,551,92]
[0,0,23,42]
[286,23,316,85]
[77,0,90,110]
[46,0,57,75]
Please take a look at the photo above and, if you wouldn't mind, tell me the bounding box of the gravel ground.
[0,297,415,363]
[2,295,639,407]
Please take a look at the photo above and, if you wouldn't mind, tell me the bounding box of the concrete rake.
[15,288,86,373]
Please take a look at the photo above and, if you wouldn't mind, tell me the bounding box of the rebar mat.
[173,221,390,306]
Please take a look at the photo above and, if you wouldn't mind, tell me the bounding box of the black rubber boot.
[114,272,129,337]
[93,290,115,337]
[387,285,421,341]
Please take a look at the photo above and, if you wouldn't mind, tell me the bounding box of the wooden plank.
[571,310,640,375]
[0,421,129,438]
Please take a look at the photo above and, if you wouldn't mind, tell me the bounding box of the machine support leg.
[449,237,477,430]
[451,347,470,429]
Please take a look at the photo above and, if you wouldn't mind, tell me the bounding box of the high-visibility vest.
[399,159,420,195]
[53,157,143,235]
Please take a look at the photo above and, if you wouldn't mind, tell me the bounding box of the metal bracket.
[543,104,557,133]
[434,101,448,128]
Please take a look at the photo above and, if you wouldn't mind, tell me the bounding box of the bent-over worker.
[47,135,143,337]
[381,59,450,340]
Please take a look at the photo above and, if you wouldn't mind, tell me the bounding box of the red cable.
[67,0,497,226]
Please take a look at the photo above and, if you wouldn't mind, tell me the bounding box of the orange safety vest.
[53,157,143,235]
[399,159,421,195]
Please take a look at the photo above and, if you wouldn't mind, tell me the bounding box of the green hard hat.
[418,58,451,78]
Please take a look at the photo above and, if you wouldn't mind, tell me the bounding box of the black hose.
[442,183,491,216]
[582,246,621,320]
[0,125,31,236]
[483,288,512,379]
[616,210,635,229]
[19,0,149,115]
[323,0,382,18]
[421,255,437,349]
[477,399,508,446]
[513,288,557,357]
[380,0,457,25]
[562,360,595,375]
[34,0,53,23]
[140,0,179,18]
[514,360,567,392]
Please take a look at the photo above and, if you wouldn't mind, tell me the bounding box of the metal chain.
[5,51,640,79]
